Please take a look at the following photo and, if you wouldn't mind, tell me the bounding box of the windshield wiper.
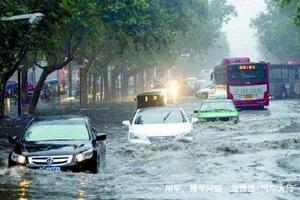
[163,111,172,122]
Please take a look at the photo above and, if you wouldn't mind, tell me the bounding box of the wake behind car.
[194,99,239,123]
[122,107,197,144]
[8,115,106,173]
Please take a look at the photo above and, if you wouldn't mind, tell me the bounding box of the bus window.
[296,69,300,79]
[282,69,288,78]
[272,69,282,79]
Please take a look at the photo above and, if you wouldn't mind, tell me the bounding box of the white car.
[195,84,215,99]
[122,107,197,144]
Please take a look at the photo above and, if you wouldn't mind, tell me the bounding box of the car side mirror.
[122,120,130,126]
[191,118,198,123]
[8,136,18,144]
[237,108,242,112]
[92,127,96,132]
[193,110,198,114]
[96,133,106,141]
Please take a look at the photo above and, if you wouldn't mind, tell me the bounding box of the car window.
[200,101,236,112]
[134,109,187,124]
[23,123,90,141]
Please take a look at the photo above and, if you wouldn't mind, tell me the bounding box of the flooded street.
[0,99,300,200]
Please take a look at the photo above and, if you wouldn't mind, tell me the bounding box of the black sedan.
[8,115,106,173]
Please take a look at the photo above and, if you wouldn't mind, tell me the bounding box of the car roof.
[139,106,183,111]
[202,99,233,103]
[137,90,165,96]
[32,115,89,125]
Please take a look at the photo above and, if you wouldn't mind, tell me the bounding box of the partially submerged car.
[194,99,239,123]
[195,84,215,99]
[136,90,167,109]
[8,115,106,173]
[122,107,197,144]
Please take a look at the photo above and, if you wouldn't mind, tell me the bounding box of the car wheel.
[201,93,208,99]
[89,154,99,174]
[8,157,16,168]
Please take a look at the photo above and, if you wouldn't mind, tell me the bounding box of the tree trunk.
[80,68,88,106]
[88,73,92,97]
[28,70,51,115]
[103,68,110,101]
[100,76,103,101]
[0,78,7,118]
[21,69,28,104]
[0,71,17,118]
[133,74,137,94]
[121,71,129,98]
[92,73,97,104]
[138,71,145,93]
[111,71,117,100]
[68,63,72,97]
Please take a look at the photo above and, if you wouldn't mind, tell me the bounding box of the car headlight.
[75,149,94,162]
[11,152,26,164]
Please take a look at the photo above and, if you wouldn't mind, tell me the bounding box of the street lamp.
[1,13,44,24]
[1,12,44,117]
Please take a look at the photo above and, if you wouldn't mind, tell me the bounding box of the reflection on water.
[19,179,30,200]
[77,175,92,200]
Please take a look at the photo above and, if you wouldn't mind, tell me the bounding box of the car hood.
[21,140,92,156]
[130,123,192,137]
[198,111,238,118]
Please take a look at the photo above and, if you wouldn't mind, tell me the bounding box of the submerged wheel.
[201,93,208,99]
[89,153,99,173]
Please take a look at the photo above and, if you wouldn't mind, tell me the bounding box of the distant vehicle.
[122,107,197,144]
[194,99,239,123]
[8,116,106,173]
[136,90,167,109]
[269,62,300,98]
[183,77,199,95]
[195,84,215,99]
[212,57,269,109]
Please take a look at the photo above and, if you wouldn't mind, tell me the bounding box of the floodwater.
[0,99,300,200]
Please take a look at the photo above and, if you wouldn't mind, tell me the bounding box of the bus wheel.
[258,106,264,110]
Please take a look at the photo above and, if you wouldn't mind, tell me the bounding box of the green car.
[194,99,239,123]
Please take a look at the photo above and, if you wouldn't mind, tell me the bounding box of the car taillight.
[227,92,233,99]
[264,91,269,99]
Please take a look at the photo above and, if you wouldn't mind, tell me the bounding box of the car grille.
[218,117,230,121]
[28,155,73,166]
[147,136,176,143]
[207,117,230,121]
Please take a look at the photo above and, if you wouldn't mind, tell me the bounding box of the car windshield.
[23,123,90,142]
[200,101,236,112]
[134,109,187,124]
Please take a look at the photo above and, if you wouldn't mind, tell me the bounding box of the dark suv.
[8,115,106,173]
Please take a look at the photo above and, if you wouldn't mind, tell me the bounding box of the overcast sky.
[222,0,267,62]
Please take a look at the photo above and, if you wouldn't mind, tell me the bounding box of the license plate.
[244,94,253,100]
[40,166,61,172]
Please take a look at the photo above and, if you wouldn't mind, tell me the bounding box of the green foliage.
[277,0,300,25]
[252,0,300,61]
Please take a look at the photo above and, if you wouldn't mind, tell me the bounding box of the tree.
[0,0,37,117]
[252,0,300,61]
